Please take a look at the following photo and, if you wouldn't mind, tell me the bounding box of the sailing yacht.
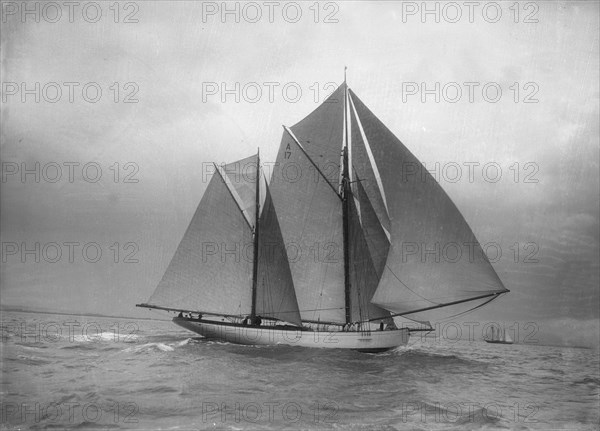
[137,77,509,352]
[485,326,514,344]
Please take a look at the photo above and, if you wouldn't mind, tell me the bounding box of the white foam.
[175,338,192,347]
[71,332,139,343]
[123,342,175,353]
[154,343,175,352]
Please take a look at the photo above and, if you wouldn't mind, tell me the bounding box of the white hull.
[174,317,409,352]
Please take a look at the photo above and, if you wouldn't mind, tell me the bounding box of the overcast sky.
[1,1,598,347]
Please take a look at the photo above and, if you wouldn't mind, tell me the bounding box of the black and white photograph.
[1,1,599,429]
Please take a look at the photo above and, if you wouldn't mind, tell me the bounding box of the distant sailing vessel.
[137,76,509,352]
[485,326,514,344]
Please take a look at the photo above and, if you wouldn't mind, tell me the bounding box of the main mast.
[250,148,260,322]
[342,68,352,324]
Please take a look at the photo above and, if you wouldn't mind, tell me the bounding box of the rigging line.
[259,310,303,317]
[136,304,246,319]
[362,290,507,323]
[393,289,508,304]
[433,294,503,322]
[283,126,342,200]
[138,303,296,324]
[297,306,345,312]
[369,292,502,306]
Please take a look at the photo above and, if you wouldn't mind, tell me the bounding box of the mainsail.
[144,154,302,325]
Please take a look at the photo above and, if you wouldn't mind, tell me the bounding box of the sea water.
[1,311,598,430]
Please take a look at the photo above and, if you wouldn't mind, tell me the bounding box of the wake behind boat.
[137,73,509,351]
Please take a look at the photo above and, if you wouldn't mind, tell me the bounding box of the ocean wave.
[124,342,174,352]
[70,331,139,343]
[174,338,193,347]
[572,376,600,387]
[121,338,194,353]
[15,354,52,366]
[72,420,121,429]
[387,348,485,367]
[3,311,597,431]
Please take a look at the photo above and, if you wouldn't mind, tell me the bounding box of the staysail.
[255,181,303,326]
[348,195,391,322]
[347,89,508,321]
